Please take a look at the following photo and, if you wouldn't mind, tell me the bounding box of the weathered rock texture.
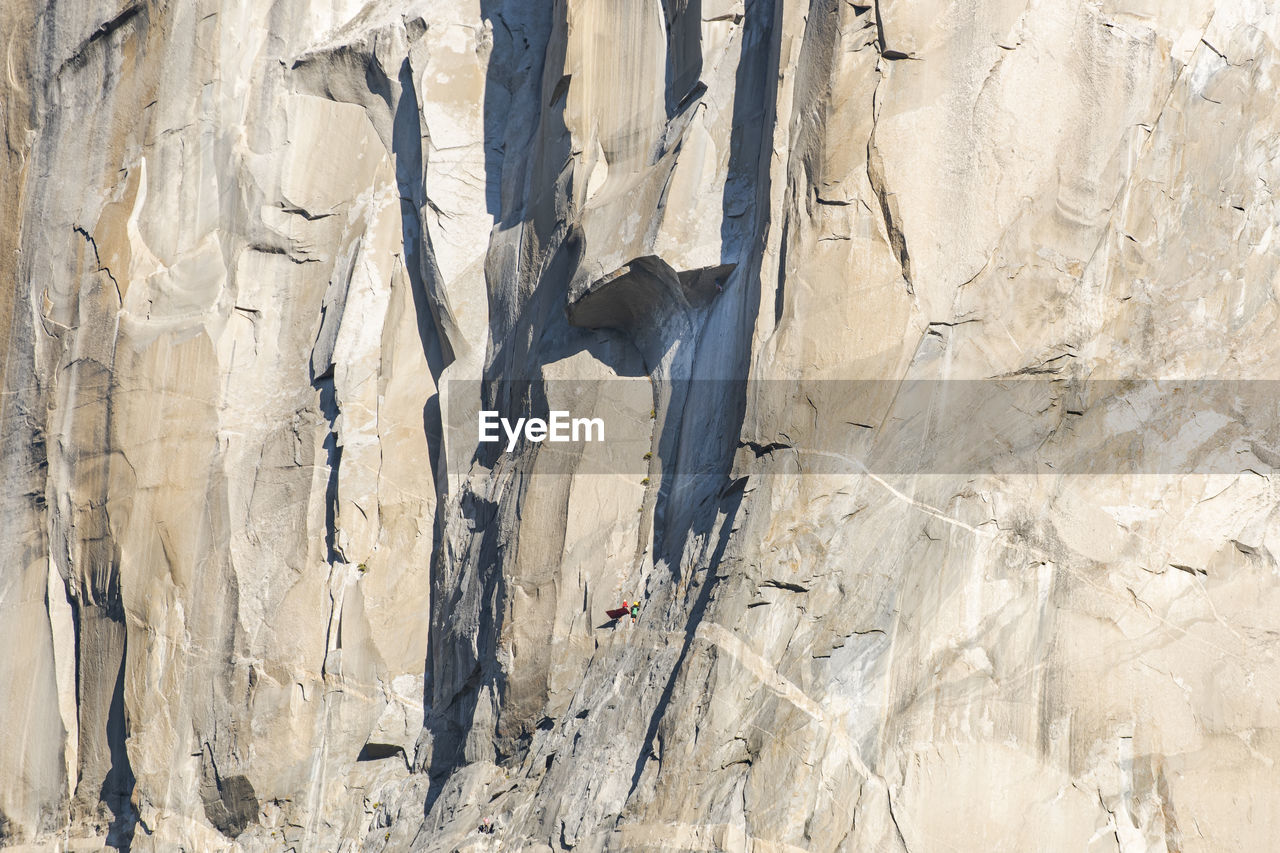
[3,0,1280,850]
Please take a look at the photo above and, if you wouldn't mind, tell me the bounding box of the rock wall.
[3,0,1280,850]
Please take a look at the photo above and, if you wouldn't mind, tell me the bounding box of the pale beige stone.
[3,0,1280,850]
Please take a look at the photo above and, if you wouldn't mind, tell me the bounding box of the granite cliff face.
[4,0,1280,850]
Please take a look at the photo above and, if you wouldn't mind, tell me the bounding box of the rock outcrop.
[3,0,1280,850]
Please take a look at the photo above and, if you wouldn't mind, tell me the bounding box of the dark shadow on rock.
[58,359,137,849]
[199,743,259,840]
[416,1,572,820]
[650,0,782,569]
[621,1,783,813]
[417,486,506,818]
[626,478,746,796]
[102,622,137,850]
[664,0,704,118]
[394,57,456,381]
[392,55,456,512]
[312,375,343,564]
[720,0,775,270]
[414,0,783,836]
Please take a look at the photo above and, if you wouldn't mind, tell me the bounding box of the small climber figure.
[479,816,494,834]
[629,600,640,623]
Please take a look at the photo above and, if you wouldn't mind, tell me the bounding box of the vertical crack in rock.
[866,123,913,295]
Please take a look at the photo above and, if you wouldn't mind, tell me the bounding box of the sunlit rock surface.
[3,1,1280,850]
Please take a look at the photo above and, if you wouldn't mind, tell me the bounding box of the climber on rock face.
[629,600,640,623]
